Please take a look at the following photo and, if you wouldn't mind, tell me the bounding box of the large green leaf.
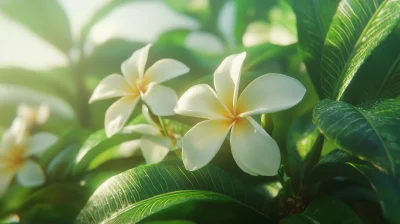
[320,0,400,100]
[312,158,400,224]
[75,162,274,223]
[0,0,73,53]
[84,190,268,223]
[293,0,341,98]
[280,197,362,224]
[342,27,400,103]
[313,99,400,175]
[285,112,323,195]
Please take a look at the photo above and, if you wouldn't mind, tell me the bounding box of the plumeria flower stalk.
[0,119,57,196]
[118,105,181,164]
[175,52,306,176]
[89,44,190,137]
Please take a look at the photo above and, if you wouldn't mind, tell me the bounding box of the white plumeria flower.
[175,52,306,176]
[118,105,180,164]
[17,103,50,128]
[0,120,57,196]
[89,44,190,137]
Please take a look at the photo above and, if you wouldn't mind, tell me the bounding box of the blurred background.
[0,0,299,134]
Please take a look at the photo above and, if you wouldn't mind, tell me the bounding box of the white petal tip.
[105,130,116,138]
[184,163,200,171]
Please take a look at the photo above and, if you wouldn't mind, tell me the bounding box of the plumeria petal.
[89,74,133,103]
[121,44,152,84]
[0,171,14,197]
[118,140,142,157]
[5,118,28,144]
[142,83,177,116]
[231,148,258,176]
[16,160,45,187]
[144,59,189,84]
[36,104,50,124]
[214,52,246,111]
[0,132,18,156]
[105,96,139,137]
[17,104,35,124]
[121,124,161,136]
[230,117,281,176]
[25,133,57,157]
[140,135,171,164]
[237,74,306,117]
[174,84,230,119]
[182,119,232,171]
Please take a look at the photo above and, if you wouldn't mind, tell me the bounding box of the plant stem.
[158,116,168,136]
[70,52,90,128]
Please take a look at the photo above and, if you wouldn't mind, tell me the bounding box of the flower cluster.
[89,44,306,175]
[0,104,57,196]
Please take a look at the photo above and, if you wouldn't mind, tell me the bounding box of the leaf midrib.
[351,104,396,174]
[375,50,400,98]
[334,0,397,100]
[311,0,327,39]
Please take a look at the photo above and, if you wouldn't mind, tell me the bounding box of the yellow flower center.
[135,78,149,94]
[2,145,26,173]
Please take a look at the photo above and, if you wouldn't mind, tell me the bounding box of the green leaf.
[142,221,195,224]
[18,184,88,224]
[79,0,149,48]
[73,115,146,174]
[285,112,323,194]
[293,0,341,98]
[89,190,268,223]
[312,160,400,224]
[341,27,400,103]
[242,43,297,72]
[156,29,191,46]
[82,157,145,193]
[280,197,362,224]
[313,99,400,175]
[320,0,400,100]
[46,144,81,182]
[0,67,77,107]
[75,161,274,223]
[0,0,73,53]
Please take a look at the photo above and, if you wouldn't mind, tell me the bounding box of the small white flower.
[17,104,50,128]
[175,52,306,176]
[118,105,180,164]
[0,121,57,196]
[89,44,190,137]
